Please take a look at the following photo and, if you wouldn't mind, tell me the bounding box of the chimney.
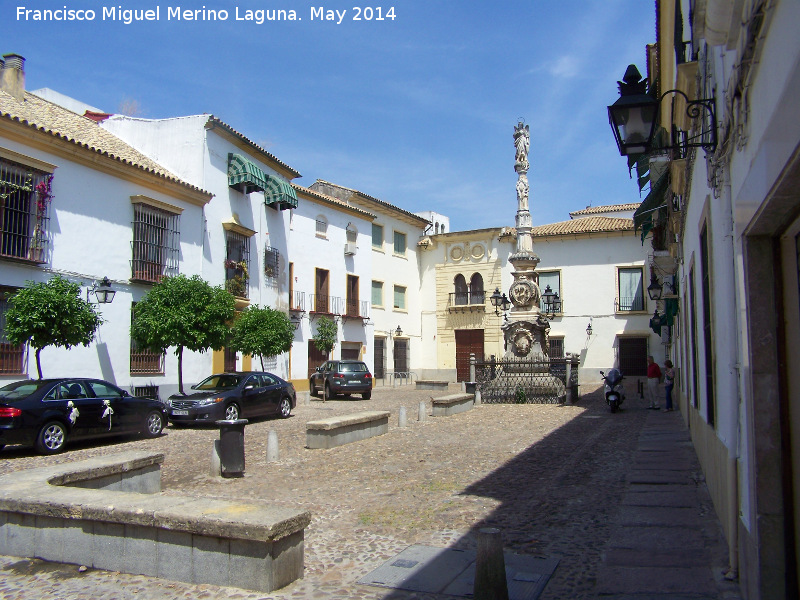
[0,54,26,101]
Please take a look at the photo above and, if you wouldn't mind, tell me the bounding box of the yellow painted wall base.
[291,379,310,391]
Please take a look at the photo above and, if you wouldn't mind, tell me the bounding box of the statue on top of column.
[514,121,530,173]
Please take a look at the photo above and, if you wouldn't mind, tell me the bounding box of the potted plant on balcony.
[224,260,248,298]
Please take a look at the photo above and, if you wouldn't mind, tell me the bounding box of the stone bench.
[306,410,390,449]
[415,380,450,390]
[431,393,475,417]
[0,450,310,593]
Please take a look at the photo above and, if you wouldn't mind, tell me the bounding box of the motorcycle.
[600,368,625,413]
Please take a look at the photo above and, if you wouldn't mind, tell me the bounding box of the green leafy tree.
[5,275,103,379]
[312,316,338,359]
[130,275,235,394]
[229,305,294,370]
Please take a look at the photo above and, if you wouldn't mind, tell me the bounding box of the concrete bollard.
[266,429,279,463]
[398,406,408,427]
[301,390,311,406]
[473,528,509,600]
[418,401,427,422]
[210,440,222,477]
[474,389,482,405]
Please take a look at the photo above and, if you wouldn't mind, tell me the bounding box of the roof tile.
[0,90,209,196]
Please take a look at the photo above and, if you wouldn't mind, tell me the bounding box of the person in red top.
[646,355,662,409]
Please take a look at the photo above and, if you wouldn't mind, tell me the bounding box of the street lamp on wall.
[87,277,116,304]
[607,64,717,157]
[541,285,561,317]
[647,271,663,301]
[489,287,511,317]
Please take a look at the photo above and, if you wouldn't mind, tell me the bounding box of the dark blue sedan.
[0,378,167,454]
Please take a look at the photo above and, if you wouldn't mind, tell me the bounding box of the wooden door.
[307,342,327,379]
[315,268,329,313]
[374,337,385,378]
[347,275,359,316]
[618,337,647,376]
[455,329,484,382]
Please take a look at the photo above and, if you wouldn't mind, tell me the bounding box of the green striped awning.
[633,170,669,243]
[227,153,297,210]
[228,153,270,194]
[263,176,298,211]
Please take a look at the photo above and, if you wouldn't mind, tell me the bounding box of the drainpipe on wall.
[721,131,740,580]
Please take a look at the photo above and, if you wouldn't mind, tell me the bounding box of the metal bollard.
[266,429,279,463]
[398,406,408,428]
[418,401,427,422]
[565,360,573,404]
[215,419,248,478]
[474,528,509,600]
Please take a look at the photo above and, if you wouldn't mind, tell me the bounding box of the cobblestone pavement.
[0,382,742,599]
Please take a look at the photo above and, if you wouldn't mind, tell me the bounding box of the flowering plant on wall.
[35,174,54,213]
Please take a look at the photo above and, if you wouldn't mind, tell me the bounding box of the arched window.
[435,222,440,234]
[440,225,446,233]
[469,273,484,304]
[315,215,328,238]
[454,274,468,305]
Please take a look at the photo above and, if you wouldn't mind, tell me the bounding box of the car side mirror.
[244,384,255,391]
[316,366,322,372]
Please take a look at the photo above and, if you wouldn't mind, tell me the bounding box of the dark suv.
[168,372,295,425]
[310,360,372,400]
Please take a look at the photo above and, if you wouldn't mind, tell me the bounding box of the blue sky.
[4,0,656,232]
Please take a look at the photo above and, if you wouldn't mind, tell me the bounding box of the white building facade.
[0,55,211,398]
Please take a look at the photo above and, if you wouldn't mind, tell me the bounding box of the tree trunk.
[260,355,265,371]
[35,347,43,379]
[177,346,185,394]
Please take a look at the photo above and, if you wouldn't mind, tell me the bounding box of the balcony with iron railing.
[447,291,486,313]
[343,299,370,321]
[615,295,646,313]
[309,294,344,315]
[290,290,306,312]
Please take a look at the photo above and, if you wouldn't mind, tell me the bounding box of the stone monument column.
[503,121,550,360]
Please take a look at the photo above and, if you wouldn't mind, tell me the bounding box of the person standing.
[646,355,661,409]
[663,360,675,412]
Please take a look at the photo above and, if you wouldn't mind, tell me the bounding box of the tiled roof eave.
[0,112,213,204]
[206,116,301,180]
[569,203,641,217]
[292,184,375,219]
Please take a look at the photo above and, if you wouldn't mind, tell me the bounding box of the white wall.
[0,135,205,395]
[528,231,659,382]
[287,194,373,382]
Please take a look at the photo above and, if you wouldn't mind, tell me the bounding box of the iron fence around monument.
[475,355,580,404]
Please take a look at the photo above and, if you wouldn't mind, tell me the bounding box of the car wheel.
[36,421,67,455]
[309,380,317,397]
[324,383,335,401]
[144,411,164,437]
[362,392,371,400]
[279,397,292,419]
[225,403,241,421]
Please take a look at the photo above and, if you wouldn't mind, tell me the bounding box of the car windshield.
[0,380,54,401]
[339,363,367,373]
[194,375,243,390]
